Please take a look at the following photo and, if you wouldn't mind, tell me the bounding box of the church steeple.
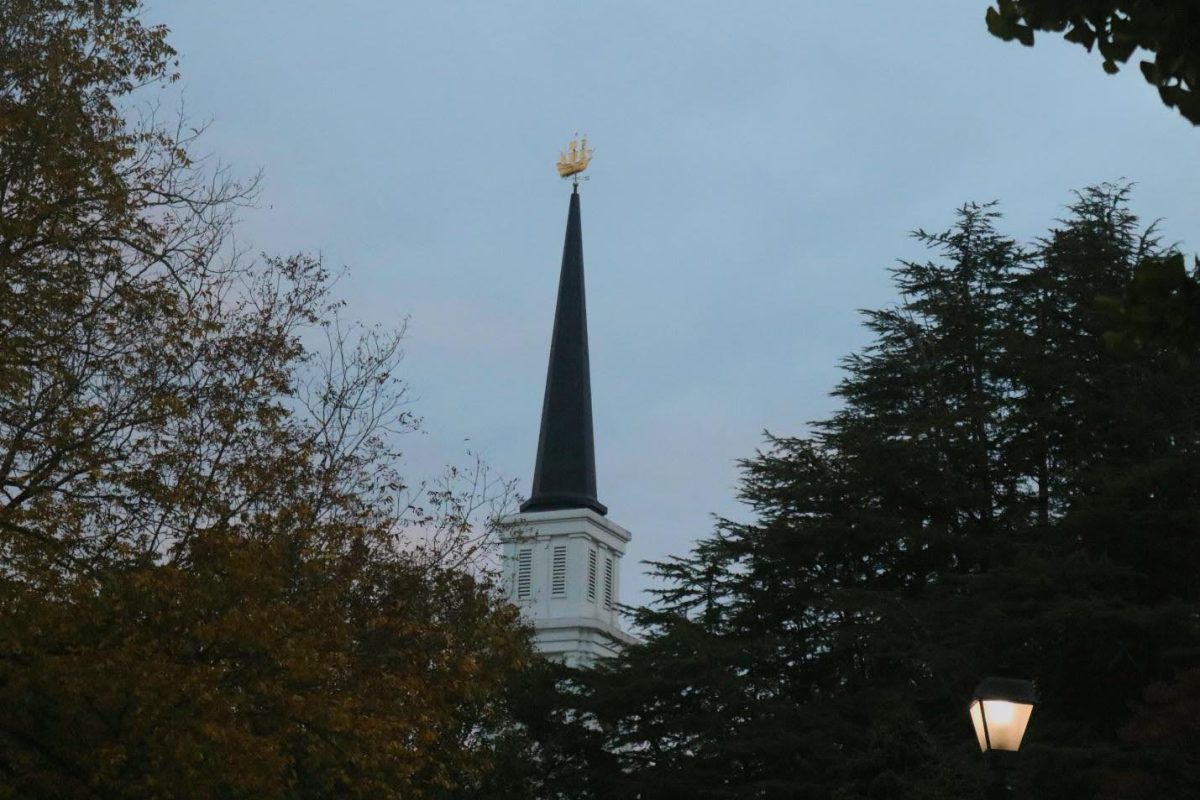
[521,185,607,516]
[500,148,632,667]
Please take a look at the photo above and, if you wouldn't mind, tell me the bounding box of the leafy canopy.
[0,2,533,798]
[986,0,1200,124]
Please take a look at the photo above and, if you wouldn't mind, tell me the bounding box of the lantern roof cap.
[972,677,1038,705]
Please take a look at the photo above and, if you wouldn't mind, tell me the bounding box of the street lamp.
[968,677,1037,798]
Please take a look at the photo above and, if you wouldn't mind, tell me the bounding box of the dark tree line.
[485,185,1200,800]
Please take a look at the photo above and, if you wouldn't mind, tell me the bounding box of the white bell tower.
[501,181,633,666]
[500,508,633,666]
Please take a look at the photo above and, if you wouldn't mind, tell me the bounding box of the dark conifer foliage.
[514,184,1200,799]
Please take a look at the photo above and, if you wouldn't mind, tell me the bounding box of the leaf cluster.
[986,0,1200,124]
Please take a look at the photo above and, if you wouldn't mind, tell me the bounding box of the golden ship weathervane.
[556,134,592,185]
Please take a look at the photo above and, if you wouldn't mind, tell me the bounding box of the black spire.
[521,185,607,516]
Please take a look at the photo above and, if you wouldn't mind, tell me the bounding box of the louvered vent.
[603,556,614,609]
[551,545,567,596]
[516,548,533,599]
[587,548,598,602]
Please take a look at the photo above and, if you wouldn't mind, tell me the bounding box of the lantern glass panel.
[969,699,1034,752]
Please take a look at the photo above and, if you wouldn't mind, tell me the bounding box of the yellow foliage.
[0,2,534,798]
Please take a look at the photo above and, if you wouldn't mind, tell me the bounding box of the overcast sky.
[147,1,1200,604]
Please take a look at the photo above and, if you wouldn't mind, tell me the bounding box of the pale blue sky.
[148,1,1200,603]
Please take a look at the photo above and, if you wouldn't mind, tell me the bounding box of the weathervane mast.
[556,134,593,189]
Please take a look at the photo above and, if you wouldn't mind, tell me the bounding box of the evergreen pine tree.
[535,185,1200,799]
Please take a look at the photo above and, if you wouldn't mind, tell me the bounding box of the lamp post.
[968,677,1037,799]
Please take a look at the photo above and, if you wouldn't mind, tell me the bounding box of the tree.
[539,185,1200,799]
[0,2,533,797]
[986,1,1200,124]
[1102,251,1200,360]
[1099,668,1200,798]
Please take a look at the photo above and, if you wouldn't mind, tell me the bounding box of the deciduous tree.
[986,1,1200,124]
[0,3,533,797]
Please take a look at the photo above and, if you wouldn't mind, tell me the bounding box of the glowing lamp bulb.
[969,678,1037,753]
